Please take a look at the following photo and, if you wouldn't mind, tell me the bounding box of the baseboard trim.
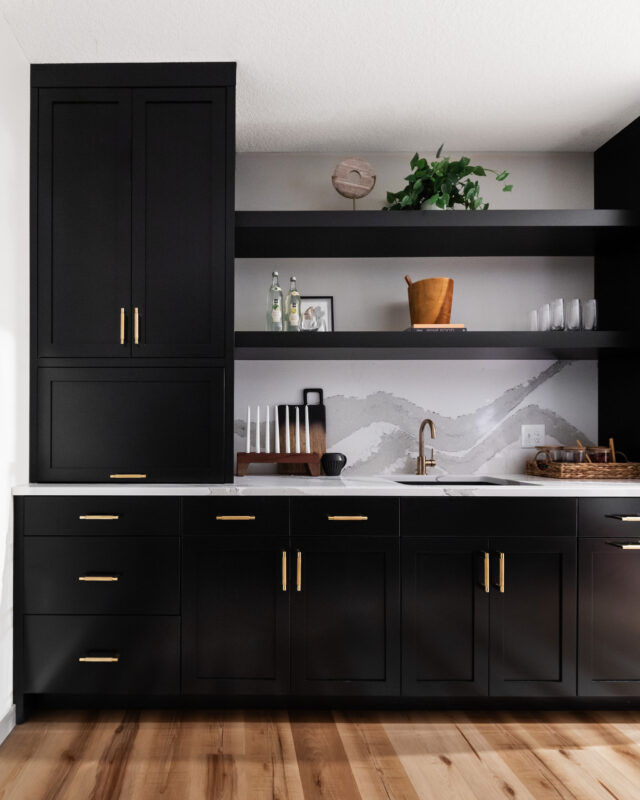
[0,705,16,745]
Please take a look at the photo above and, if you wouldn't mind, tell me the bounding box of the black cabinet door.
[489,537,576,697]
[131,88,227,357]
[37,89,131,357]
[578,538,640,696]
[182,535,290,694]
[291,535,400,696]
[36,367,225,482]
[402,537,489,696]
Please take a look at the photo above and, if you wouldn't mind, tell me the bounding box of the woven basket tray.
[526,459,640,480]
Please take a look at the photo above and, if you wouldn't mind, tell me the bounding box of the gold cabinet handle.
[134,307,140,345]
[120,307,125,345]
[79,656,119,663]
[79,576,119,582]
[498,552,505,593]
[79,515,119,520]
[109,474,147,479]
[327,515,368,521]
[282,551,287,592]
[483,552,490,593]
[296,550,302,592]
[619,517,640,522]
[215,515,256,521]
[609,542,640,549]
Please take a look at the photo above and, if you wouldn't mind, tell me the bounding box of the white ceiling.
[2,0,640,152]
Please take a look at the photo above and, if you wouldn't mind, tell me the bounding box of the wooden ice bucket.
[405,276,454,324]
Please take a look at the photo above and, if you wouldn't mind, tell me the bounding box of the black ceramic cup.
[321,452,347,476]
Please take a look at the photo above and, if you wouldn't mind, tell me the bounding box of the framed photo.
[300,296,334,332]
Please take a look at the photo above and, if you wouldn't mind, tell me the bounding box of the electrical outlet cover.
[521,424,545,448]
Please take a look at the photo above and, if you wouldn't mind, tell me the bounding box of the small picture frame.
[300,296,334,332]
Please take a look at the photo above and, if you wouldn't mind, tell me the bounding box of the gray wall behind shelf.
[234,151,597,475]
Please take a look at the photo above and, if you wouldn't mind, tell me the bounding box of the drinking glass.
[528,310,538,331]
[583,299,598,330]
[566,298,582,331]
[550,298,564,331]
[538,303,550,332]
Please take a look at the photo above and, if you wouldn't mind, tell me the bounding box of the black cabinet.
[291,535,400,696]
[182,534,290,694]
[489,537,576,697]
[36,367,225,483]
[36,85,229,359]
[402,537,489,696]
[37,89,132,358]
[578,537,640,696]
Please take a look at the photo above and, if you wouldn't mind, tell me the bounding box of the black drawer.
[23,496,179,535]
[23,615,180,694]
[401,498,577,536]
[183,497,289,534]
[579,498,640,537]
[24,616,180,694]
[291,497,398,535]
[24,537,180,615]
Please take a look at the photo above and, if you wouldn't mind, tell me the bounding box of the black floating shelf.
[235,331,639,361]
[235,209,640,258]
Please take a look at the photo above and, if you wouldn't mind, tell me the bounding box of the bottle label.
[271,299,282,323]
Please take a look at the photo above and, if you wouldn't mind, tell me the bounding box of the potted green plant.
[384,145,513,210]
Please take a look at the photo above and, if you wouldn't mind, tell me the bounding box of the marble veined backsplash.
[234,360,597,476]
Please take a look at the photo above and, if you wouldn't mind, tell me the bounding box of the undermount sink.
[393,476,534,486]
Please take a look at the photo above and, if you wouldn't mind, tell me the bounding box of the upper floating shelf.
[235,209,640,258]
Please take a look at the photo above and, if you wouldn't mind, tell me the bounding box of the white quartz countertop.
[12,475,640,497]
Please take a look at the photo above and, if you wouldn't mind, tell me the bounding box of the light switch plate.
[521,424,545,448]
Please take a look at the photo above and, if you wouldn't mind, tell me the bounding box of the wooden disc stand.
[236,452,322,477]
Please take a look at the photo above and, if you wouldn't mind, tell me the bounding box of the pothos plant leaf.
[383,147,513,210]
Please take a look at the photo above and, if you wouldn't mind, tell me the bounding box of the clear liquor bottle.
[285,276,301,332]
[266,271,283,331]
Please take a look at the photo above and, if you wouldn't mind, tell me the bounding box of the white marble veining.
[13,475,640,498]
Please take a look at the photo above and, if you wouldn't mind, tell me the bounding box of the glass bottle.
[285,275,301,332]
[266,271,283,331]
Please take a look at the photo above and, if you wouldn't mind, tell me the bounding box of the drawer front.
[401,498,576,537]
[23,496,179,535]
[23,615,180,694]
[579,498,640,537]
[291,497,398,535]
[24,537,180,615]
[183,497,289,535]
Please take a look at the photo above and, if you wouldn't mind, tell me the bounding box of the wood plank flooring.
[2,710,640,799]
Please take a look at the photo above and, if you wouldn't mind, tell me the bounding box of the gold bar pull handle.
[498,552,505,593]
[619,517,640,522]
[109,474,147,479]
[79,576,119,582]
[215,515,256,521]
[134,307,140,345]
[296,550,302,592]
[609,542,640,549]
[282,551,287,592]
[483,552,490,593]
[327,515,368,522]
[79,515,120,521]
[79,655,119,663]
[120,307,125,345]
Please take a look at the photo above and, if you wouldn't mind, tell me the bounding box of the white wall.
[235,152,597,475]
[0,15,29,728]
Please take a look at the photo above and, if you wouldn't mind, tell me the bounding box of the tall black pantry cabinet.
[30,63,236,482]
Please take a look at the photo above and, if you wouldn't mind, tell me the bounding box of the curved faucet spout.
[417,418,437,475]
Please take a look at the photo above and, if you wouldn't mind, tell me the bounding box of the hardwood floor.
[2,710,640,799]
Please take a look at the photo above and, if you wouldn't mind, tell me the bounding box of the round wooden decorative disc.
[331,157,376,199]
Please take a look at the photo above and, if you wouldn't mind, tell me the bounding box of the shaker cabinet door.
[182,535,290,694]
[131,88,228,357]
[36,367,225,483]
[37,88,132,357]
[489,536,577,697]
[291,535,400,696]
[402,537,489,697]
